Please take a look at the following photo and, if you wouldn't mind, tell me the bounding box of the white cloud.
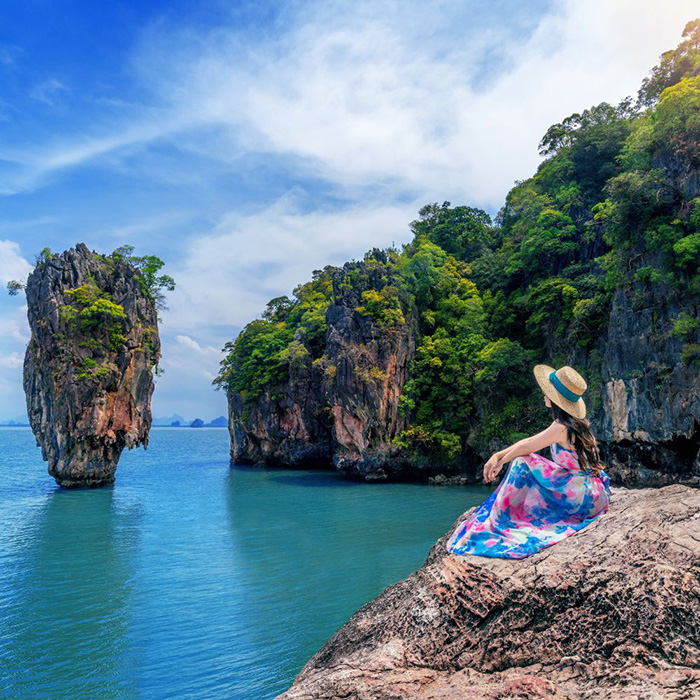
[0,351,23,368]
[162,194,418,332]
[0,314,29,343]
[160,334,221,379]
[115,0,700,208]
[0,240,32,285]
[1,1,697,205]
[0,301,29,416]
[149,332,228,419]
[174,333,221,360]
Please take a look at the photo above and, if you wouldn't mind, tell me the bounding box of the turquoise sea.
[0,427,490,699]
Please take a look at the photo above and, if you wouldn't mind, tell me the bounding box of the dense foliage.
[213,266,337,402]
[215,20,700,461]
[7,244,176,312]
[9,245,172,381]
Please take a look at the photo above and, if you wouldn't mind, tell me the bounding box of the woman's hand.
[483,454,503,483]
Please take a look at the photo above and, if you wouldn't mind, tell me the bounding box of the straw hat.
[533,364,587,419]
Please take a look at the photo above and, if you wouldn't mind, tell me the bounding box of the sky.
[0,0,697,423]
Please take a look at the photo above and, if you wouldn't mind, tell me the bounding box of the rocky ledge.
[277,484,700,699]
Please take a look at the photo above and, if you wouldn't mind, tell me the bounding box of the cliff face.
[277,484,700,700]
[23,243,161,487]
[227,257,419,480]
[587,277,700,486]
[228,254,700,486]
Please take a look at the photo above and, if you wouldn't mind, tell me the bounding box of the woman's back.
[446,362,611,559]
[550,441,580,469]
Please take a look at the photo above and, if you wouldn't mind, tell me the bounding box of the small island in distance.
[0,413,228,428]
[152,414,228,428]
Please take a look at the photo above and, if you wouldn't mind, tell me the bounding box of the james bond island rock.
[277,484,700,700]
[217,24,700,486]
[22,243,164,487]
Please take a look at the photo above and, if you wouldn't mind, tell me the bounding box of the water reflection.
[0,428,489,700]
[0,487,143,700]
[225,465,489,699]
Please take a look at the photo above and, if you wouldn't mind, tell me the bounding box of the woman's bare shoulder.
[550,420,569,439]
[551,420,575,449]
[533,421,568,442]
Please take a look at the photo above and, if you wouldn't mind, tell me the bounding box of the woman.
[446,364,611,559]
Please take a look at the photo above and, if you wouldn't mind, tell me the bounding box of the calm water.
[0,427,489,699]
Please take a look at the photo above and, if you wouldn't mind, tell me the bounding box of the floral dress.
[445,442,612,559]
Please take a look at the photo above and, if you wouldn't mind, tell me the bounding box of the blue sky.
[0,0,696,422]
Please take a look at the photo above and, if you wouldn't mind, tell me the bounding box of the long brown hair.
[549,402,605,476]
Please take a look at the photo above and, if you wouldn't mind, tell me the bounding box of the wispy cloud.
[215,0,694,207]
[0,301,29,414]
[0,351,23,368]
[0,240,32,285]
[2,1,697,205]
[0,308,29,344]
[93,210,198,242]
[29,78,70,106]
[164,193,418,334]
[154,332,229,419]
[174,334,221,364]
[0,106,191,194]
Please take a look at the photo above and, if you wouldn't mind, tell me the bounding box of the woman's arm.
[484,421,566,483]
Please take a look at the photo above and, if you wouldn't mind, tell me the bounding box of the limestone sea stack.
[23,243,161,487]
[226,254,420,481]
[277,484,700,700]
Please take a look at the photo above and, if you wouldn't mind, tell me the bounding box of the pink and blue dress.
[446,442,611,559]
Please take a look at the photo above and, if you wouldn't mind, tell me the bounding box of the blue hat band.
[549,371,582,402]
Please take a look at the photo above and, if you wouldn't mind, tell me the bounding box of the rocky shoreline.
[277,483,700,699]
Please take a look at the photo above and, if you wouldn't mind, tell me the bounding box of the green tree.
[112,244,176,310]
[408,201,495,262]
[637,19,700,106]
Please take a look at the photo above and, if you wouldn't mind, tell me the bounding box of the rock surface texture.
[277,484,700,700]
[586,276,700,487]
[228,257,420,481]
[23,243,161,487]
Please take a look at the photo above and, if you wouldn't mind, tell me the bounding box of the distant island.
[2,414,228,428]
[152,415,228,428]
